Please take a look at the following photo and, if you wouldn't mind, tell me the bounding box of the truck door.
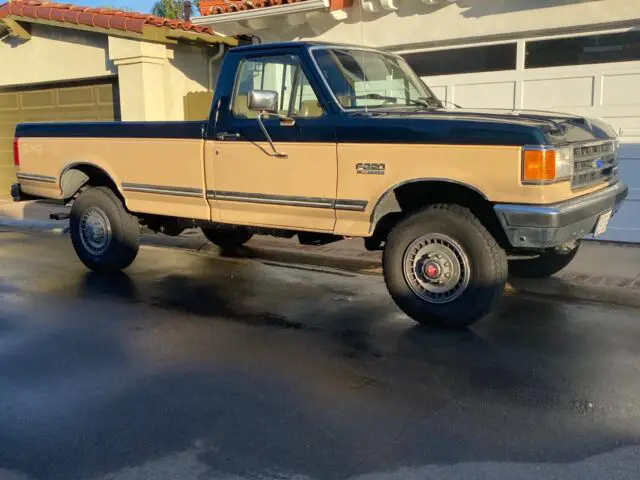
[211,52,337,231]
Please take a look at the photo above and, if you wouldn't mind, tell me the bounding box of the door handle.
[217,132,240,141]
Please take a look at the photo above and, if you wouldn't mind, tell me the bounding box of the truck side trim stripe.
[16,172,56,183]
[122,183,204,198]
[207,190,368,212]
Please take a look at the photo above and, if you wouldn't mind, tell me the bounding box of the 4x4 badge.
[356,163,386,175]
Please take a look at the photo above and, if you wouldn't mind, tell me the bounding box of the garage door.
[0,79,119,198]
[402,28,640,242]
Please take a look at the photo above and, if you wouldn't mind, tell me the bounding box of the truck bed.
[15,121,211,221]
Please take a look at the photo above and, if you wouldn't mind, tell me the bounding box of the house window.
[525,31,640,69]
[402,43,517,77]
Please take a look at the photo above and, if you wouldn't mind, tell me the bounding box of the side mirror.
[246,89,288,158]
[248,90,279,113]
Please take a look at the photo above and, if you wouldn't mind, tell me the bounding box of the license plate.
[594,209,612,237]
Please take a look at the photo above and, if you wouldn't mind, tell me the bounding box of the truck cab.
[11,41,629,328]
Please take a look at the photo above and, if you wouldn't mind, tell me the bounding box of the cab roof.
[229,41,383,53]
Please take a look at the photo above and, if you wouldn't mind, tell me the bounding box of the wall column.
[108,36,168,121]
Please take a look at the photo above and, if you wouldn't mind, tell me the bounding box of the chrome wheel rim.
[403,233,471,304]
[79,207,112,256]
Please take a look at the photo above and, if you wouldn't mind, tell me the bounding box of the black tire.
[509,243,580,278]
[70,187,140,272]
[383,204,508,329]
[201,226,253,249]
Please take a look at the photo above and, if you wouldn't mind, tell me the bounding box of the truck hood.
[350,107,618,145]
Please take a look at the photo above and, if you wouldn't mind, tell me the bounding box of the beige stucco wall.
[0,24,115,88]
[165,43,212,121]
[107,36,214,121]
[206,0,640,50]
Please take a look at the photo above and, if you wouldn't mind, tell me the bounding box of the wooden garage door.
[0,78,119,198]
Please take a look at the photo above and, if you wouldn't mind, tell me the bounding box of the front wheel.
[70,187,140,272]
[383,205,508,329]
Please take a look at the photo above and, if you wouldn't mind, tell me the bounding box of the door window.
[232,54,324,119]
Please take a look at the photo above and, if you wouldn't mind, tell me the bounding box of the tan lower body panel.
[210,141,338,232]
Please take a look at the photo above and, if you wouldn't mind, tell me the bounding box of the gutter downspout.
[208,43,227,91]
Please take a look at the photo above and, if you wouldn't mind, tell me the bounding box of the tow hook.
[554,241,579,254]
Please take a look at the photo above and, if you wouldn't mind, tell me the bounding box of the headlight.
[522,145,573,184]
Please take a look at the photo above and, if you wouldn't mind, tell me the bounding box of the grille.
[572,140,618,190]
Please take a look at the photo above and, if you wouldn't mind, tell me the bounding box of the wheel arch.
[59,161,125,203]
[367,178,510,250]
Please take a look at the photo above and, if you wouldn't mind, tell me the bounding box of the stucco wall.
[165,43,212,121]
[0,24,115,88]
[208,0,640,50]
[108,35,214,121]
[0,24,214,121]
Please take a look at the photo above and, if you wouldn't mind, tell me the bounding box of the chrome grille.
[572,140,618,190]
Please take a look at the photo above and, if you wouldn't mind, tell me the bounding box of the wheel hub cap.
[79,207,112,256]
[423,261,441,280]
[403,233,471,304]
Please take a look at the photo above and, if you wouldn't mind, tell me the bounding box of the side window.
[232,54,324,119]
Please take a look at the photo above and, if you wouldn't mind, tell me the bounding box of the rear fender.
[59,162,126,203]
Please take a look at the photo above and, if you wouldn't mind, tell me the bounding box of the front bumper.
[494,182,629,249]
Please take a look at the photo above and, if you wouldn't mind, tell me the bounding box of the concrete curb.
[506,277,640,310]
[0,217,69,234]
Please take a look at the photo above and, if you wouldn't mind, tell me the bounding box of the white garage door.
[402,27,640,242]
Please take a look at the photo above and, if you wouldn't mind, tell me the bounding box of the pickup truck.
[11,41,628,329]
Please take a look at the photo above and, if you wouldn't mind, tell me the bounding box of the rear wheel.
[70,187,140,272]
[383,204,508,329]
[201,226,253,249]
[509,243,580,278]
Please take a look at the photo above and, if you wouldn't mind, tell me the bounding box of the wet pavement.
[1,227,640,480]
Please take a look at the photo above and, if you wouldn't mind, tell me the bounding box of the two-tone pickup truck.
[11,41,628,328]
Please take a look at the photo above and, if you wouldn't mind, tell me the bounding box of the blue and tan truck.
[11,41,628,328]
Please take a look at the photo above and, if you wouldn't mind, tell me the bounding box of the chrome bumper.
[494,182,629,249]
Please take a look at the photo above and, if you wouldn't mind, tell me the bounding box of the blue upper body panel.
[14,42,617,146]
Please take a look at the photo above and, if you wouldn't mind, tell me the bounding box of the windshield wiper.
[353,93,440,109]
[353,93,399,103]
[418,97,462,109]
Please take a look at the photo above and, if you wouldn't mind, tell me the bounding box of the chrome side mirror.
[248,89,278,113]
[247,89,288,158]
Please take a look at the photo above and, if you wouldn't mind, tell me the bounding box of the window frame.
[524,29,640,70]
[309,45,439,112]
[401,42,518,77]
[230,52,326,121]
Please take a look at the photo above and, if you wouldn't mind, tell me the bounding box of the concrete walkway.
[2,198,640,309]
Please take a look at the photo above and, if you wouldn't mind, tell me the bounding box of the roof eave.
[192,0,330,26]
[1,15,235,46]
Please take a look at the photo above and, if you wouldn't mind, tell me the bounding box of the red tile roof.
[0,0,222,37]
[199,0,310,16]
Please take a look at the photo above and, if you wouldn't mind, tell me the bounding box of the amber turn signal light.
[522,149,556,183]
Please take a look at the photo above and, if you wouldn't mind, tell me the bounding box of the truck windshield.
[311,47,440,110]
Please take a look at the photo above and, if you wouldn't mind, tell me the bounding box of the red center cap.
[425,263,440,279]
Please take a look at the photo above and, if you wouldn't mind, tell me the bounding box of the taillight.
[13,138,20,167]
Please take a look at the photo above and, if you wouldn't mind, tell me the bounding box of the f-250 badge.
[356,163,386,175]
